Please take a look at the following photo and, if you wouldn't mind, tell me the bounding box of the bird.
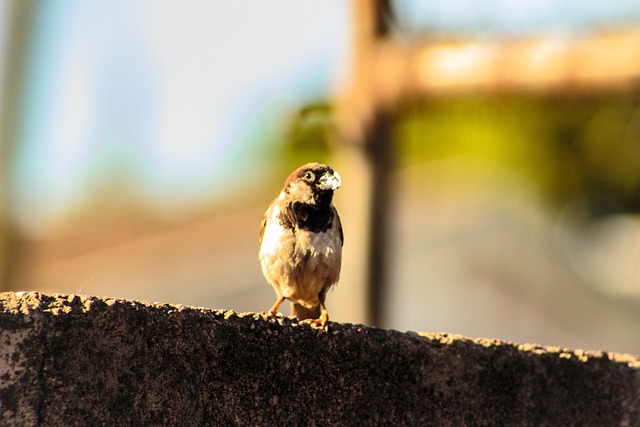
[259,163,343,329]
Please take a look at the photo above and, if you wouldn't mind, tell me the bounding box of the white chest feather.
[259,203,342,308]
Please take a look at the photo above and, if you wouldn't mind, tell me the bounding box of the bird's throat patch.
[280,202,334,233]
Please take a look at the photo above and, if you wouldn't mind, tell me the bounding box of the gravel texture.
[1,291,639,426]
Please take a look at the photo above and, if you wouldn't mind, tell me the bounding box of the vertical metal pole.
[364,1,394,327]
[334,0,393,327]
[364,109,393,327]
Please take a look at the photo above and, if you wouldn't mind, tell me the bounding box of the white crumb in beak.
[332,171,341,190]
[319,171,341,191]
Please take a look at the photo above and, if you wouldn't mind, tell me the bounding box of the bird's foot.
[303,317,329,332]
[260,310,282,318]
[263,297,285,319]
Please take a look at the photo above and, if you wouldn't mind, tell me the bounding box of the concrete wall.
[1,292,639,425]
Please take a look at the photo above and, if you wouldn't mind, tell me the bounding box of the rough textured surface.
[1,292,639,426]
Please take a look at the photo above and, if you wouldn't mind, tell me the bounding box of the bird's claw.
[260,310,281,318]
[303,318,329,332]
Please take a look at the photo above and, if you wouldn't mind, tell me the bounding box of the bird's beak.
[318,171,341,191]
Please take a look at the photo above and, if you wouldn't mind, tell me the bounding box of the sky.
[395,0,640,36]
[10,0,350,233]
[4,0,640,234]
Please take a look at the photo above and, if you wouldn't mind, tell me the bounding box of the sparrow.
[259,163,343,329]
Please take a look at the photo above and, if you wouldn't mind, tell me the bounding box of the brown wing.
[259,198,276,245]
[334,206,344,246]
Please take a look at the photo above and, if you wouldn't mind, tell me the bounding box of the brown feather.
[258,199,275,246]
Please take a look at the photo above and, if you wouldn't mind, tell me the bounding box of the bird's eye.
[303,172,314,181]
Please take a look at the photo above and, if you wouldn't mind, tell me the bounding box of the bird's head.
[282,163,341,206]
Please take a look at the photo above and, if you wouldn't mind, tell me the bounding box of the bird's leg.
[315,302,329,331]
[266,296,285,317]
[319,302,329,326]
[308,293,329,331]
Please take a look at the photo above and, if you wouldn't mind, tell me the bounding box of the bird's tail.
[290,302,320,321]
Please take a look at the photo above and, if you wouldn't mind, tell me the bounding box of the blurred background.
[1,0,639,354]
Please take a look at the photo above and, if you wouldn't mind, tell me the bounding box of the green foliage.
[395,94,640,217]
[275,94,640,218]
[280,103,335,170]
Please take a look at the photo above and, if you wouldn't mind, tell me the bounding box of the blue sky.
[395,0,640,35]
[5,0,640,233]
[11,0,349,232]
